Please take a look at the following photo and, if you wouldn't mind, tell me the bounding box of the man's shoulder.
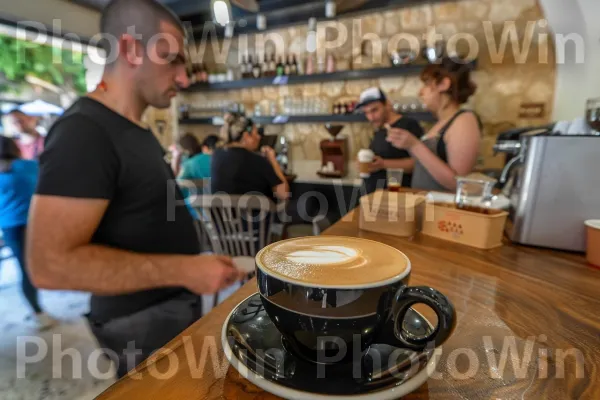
[49,100,107,137]
[394,116,424,136]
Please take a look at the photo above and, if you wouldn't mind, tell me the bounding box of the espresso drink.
[257,236,409,286]
[255,235,455,364]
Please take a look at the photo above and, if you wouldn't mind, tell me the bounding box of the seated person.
[179,134,219,180]
[211,113,289,201]
[171,134,220,217]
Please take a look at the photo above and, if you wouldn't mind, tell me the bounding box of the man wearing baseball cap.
[355,87,424,192]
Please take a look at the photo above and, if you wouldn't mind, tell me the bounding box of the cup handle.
[391,286,456,350]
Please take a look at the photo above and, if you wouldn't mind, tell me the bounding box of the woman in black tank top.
[385,58,482,192]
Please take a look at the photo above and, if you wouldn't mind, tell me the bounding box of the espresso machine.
[318,124,349,177]
[494,131,600,251]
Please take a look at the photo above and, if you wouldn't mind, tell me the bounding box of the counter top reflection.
[96,200,600,400]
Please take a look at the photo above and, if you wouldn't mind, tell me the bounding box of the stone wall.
[173,0,555,169]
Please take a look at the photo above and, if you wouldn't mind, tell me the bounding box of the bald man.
[27,0,244,378]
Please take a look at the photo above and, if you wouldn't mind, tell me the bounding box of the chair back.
[192,194,276,257]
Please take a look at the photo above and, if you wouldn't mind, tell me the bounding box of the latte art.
[256,236,409,286]
[285,246,360,266]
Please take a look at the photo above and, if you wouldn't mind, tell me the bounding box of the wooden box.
[359,190,426,237]
[421,202,509,249]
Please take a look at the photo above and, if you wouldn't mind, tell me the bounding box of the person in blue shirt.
[170,134,220,219]
[170,133,219,179]
[0,136,57,330]
[179,134,219,180]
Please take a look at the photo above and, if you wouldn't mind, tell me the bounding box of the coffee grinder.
[318,124,349,177]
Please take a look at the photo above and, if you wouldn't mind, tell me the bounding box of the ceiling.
[70,0,320,18]
[70,0,447,38]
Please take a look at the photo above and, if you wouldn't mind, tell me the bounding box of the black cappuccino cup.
[255,236,456,364]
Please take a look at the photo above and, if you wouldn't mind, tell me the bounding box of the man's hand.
[180,254,246,295]
[369,156,386,173]
[385,126,420,150]
[169,144,183,158]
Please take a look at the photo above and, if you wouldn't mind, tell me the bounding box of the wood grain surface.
[97,206,600,400]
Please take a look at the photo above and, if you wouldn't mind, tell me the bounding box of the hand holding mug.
[369,155,386,173]
[261,146,276,161]
[385,124,419,150]
[169,144,182,157]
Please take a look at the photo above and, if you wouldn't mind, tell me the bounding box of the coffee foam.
[257,236,409,287]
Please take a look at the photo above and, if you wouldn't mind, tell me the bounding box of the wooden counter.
[97,209,600,400]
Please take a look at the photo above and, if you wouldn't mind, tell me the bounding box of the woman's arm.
[261,146,290,200]
[409,113,481,190]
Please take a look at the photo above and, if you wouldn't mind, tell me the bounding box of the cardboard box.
[359,190,425,237]
[421,203,509,249]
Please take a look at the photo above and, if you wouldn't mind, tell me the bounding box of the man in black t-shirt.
[355,88,424,193]
[26,0,244,378]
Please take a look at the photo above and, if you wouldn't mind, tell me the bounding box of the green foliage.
[0,35,87,94]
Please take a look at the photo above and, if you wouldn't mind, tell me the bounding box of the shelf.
[184,63,437,92]
[179,112,435,126]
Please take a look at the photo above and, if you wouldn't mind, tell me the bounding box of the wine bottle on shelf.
[262,53,269,77]
[305,54,315,75]
[252,56,261,78]
[246,55,254,78]
[240,56,248,79]
[276,56,285,76]
[296,54,304,75]
[290,54,298,75]
[194,63,203,82]
[340,103,347,114]
[333,103,340,115]
[269,54,277,77]
[284,55,291,75]
[189,64,197,84]
[200,63,208,82]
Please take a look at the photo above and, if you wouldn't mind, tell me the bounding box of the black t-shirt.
[210,147,282,198]
[36,97,200,322]
[365,116,425,192]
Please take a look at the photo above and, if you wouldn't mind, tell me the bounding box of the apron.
[411,110,479,191]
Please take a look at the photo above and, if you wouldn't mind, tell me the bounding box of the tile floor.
[0,255,240,400]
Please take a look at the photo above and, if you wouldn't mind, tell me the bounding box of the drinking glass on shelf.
[302,99,311,115]
[283,97,292,115]
[585,98,600,135]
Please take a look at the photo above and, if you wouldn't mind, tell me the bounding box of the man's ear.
[119,34,143,67]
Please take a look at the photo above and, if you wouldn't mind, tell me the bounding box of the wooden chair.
[177,178,212,251]
[191,194,277,308]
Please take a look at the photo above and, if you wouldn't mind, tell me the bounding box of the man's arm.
[27,195,242,295]
[261,146,290,200]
